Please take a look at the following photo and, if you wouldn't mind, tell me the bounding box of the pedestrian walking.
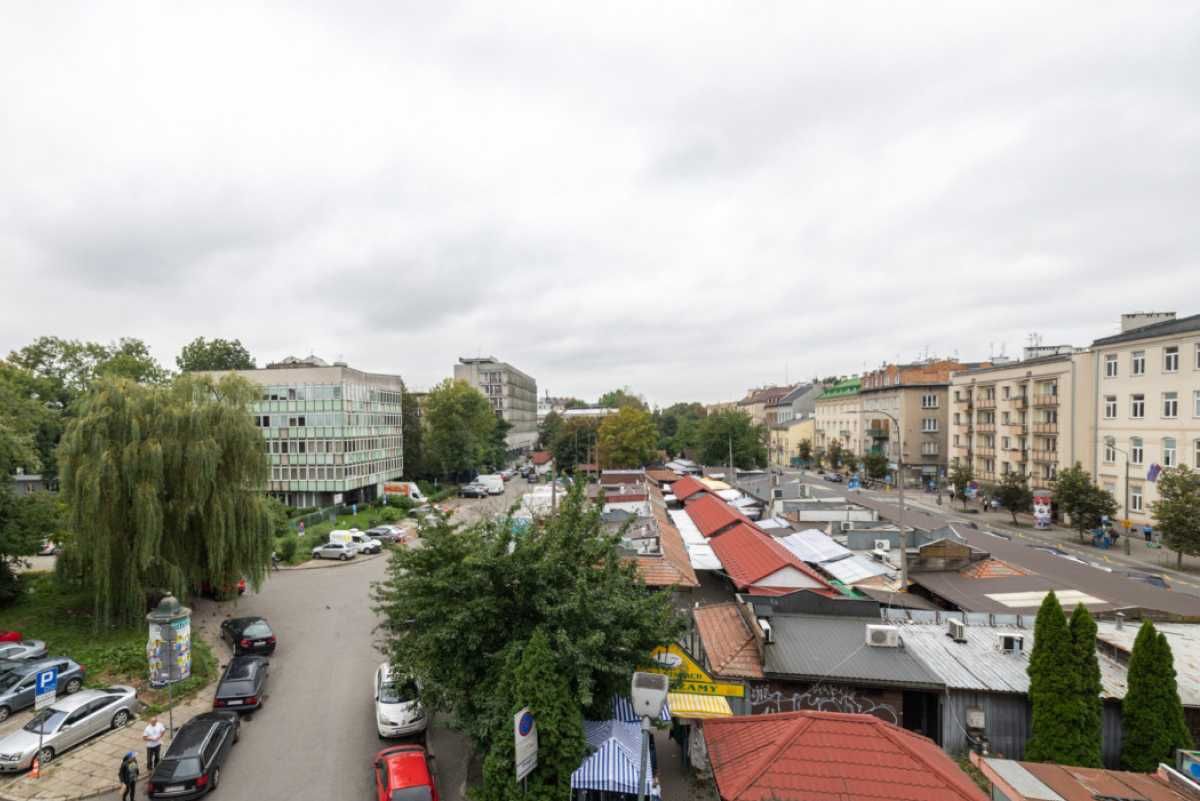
[118,752,138,801]
[143,715,166,771]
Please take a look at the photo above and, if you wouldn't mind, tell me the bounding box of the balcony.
[976,447,996,457]
[866,428,889,439]
[977,471,997,482]
[1032,422,1058,434]
[1032,449,1058,463]
[976,397,996,409]
[954,394,973,405]
[1014,449,1028,462]
[1003,420,1027,430]
[1011,396,1029,409]
[976,423,996,433]
[1033,394,1060,407]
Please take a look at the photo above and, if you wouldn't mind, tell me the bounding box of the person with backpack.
[118,752,138,801]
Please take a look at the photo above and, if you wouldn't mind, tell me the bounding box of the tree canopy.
[537,410,565,451]
[1122,620,1193,770]
[176,337,256,372]
[949,461,975,509]
[57,374,273,626]
[862,451,888,480]
[401,387,426,480]
[597,406,658,468]
[1055,463,1118,543]
[697,410,765,469]
[552,417,599,473]
[372,481,681,798]
[1068,603,1103,768]
[1152,466,1200,568]
[423,379,497,480]
[596,387,648,411]
[653,402,706,456]
[1026,591,1080,763]
[994,471,1034,525]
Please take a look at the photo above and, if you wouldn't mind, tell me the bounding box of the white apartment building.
[948,351,1095,494]
[1092,312,1200,525]
[454,357,538,452]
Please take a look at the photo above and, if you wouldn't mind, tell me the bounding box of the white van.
[382,481,427,503]
[328,529,382,554]
[476,474,505,495]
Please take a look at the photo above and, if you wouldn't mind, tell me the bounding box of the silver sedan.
[0,642,46,661]
[0,686,138,772]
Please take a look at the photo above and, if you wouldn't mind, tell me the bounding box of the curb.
[276,550,388,572]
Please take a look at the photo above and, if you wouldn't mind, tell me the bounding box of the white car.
[311,541,357,561]
[374,663,427,738]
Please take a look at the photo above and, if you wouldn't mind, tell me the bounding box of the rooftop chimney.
[1121,311,1176,332]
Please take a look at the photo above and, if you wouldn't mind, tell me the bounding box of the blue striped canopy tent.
[571,720,660,799]
[610,695,670,723]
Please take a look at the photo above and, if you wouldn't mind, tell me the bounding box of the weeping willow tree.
[58,373,272,627]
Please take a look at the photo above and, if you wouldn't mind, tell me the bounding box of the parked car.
[459,483,488,498]
[146,711,240,799]
[219,617,277,656]
[374,663,427,739]
[374,744,438,801]
[0,641,46,661]
[213,656,269,712]
[0,632,21,644]
[367,526,405,544]
[823,473,843,483]
[0,658,85,722]
[199,578,247,600]
[0,686,137,772]
[329,529,381,554]
[311,541,356,561]
[37,540,59,557]
[476,474,505,495]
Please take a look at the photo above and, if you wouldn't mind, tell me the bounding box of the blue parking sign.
[36,668,57,695]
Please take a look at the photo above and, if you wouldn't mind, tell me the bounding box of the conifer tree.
[1122,621,1194,771]
[1068,604,1103,767]
[58,374,272,626]
[1026,591,1078,762]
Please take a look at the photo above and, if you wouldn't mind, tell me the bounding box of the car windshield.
[380,678,419,704]
[24,708,67,734]
[0,670,21,691]
[241,621,271,638]
[158,757,203,781]
[391,787,433,801]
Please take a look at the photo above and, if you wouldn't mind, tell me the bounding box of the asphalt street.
[90,480,529,801]
[742,471,1200,616]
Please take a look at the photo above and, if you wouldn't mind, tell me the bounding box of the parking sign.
[34,667,57,710]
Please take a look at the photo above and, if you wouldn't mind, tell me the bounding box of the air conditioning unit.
[996,633,1024,654]
[840,521,853,532]
[874,539,891,551]
[772,488,784,499]
[757,618,773,644]
[866,624,900,648]
[947,619,967,643]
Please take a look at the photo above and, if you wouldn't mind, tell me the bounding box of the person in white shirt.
[143,717,166,771]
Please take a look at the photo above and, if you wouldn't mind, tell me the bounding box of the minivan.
[476,475,504,496]
[328,529,381,554]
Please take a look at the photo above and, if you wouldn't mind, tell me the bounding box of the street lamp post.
[1103,436,1131,531]
[872,410,907,591]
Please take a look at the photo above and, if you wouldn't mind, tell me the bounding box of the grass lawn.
[0,572,216,707]
[281,503,449,564]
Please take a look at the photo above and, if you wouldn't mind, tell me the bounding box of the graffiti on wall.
[748,682,899,725]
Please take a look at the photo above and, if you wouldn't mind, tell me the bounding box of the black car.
[220,616,276,656]
[823,473,844,482]
[147,711,240,799]
[212,656,269,712]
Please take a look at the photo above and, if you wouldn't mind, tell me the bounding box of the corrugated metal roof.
[670,476,707,501]
[1096,620,1200,706]
[668,510,723,570]
[778,529,852,563]
[685,492,750,537]
[763,615,944,688]
[821,554,890,584]
[710,525,831,591]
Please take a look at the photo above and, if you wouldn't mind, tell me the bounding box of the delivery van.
[382,481,427,503]
[476,474,505,495]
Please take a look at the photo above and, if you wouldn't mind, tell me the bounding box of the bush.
[278,537,298,562]
[387,495,415,513]
[0,564,23,607]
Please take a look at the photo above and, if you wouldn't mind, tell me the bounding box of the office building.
[201,355,405,508]
[454,356,538,452]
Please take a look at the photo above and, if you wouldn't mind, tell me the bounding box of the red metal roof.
[705,711,989,801]
[529,451,553,466]
[684,492,751,537]
[708,523,831,591]
[670,475,707,501]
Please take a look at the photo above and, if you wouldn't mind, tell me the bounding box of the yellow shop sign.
[647,644,745,698]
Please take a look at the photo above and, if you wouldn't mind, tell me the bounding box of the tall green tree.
[1152,466,1200,569]
[826,440,845,470]
[597,388,647,411]
[176,337,255,372]
[949,461,975,509]
[477,628,586,801]
[995,471,1034,525]
[862,451,888,480]
[1055,464,1118,543]
[654,403,706,455]
[423,379,496,480]
[401,387,426,480]
[1068,604,1103,767]
[698,410,766,469]
[552,417,598,473]
[485,417,513,470]
[537,410,565,451]
[371,480,681,772]
[1122,620,1194,770]
[1026,591,1078,763]
[597,406,657,468]
[797,439,813,465]
[57,374,273,626]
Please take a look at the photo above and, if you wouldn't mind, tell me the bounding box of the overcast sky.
[2,3,1198,406]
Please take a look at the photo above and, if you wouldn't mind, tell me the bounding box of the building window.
[1195,390,1200,417]
[953,413,960,425]
[1131,394,1145,419]
[1164,437,1177,468]
[1002,436,1010,450]
[1002,386,1011,399]
[921,418,938,432]
[1165,346,1180,372]
[1104,443,1116,464]
[1104,396,1117,419]
[1105,354,1118,377]
[953,434,960,446]
[1195,439,1200,468]
[954,390,961,402]
[1164,392,1179,418]
[1196,343,1200,370]
[1132,351,1145,376]
[922,442,938,456]
[1131,437,1144,465]
[1131,487,1143,513]
[921,394,938,409]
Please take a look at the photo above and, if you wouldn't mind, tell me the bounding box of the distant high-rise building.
[454,357,538,452]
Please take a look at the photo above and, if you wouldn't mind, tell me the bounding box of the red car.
[374,745,437,801]
[0,631,21,643]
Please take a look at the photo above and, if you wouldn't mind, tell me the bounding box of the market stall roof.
[668,692,733,720]
[572,720,660,798]
[820,553,890,585]
[611,695,671,722]
[669,509,724,571]
[778,529,851,563]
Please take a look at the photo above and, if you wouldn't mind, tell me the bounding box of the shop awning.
[572,720,660,798]
[667,692,733,719]
[611,694,671,723]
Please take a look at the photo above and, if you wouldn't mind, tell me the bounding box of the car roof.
[0,657,75,674]
[379,746,432,789]
[225,616,266,629]
[224,655,267,679]
[48,686,128,713]
[168,716,223,757]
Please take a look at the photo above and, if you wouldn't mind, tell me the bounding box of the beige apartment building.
[454,356,538,452]
[814,378,862,457]
[948,350,1096,494]
[769,416,816,467]
[860,360,971,488]
[1092,312,1200,526]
